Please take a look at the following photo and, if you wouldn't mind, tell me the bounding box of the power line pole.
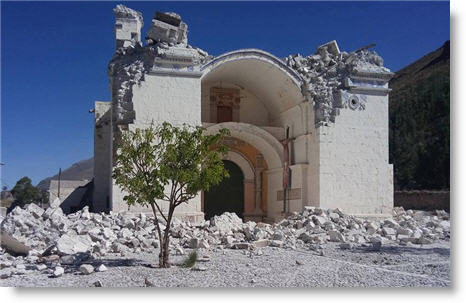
[58,168,61,199]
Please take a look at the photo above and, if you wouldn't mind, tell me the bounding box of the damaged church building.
[92,5,394,223]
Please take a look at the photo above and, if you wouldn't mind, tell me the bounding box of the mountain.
[389,41,450,190]
[36,158,94,190]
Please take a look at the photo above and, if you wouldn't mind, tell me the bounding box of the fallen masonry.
[0,202,450,281]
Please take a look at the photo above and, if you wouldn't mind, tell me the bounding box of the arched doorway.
[204,160,244,220]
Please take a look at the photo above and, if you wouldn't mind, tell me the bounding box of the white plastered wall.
[317,93,393,216]
[111,73,204,222]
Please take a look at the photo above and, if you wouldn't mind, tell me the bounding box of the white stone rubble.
[0,202,450,280]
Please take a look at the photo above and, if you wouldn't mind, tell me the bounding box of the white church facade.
[93,5,394,223]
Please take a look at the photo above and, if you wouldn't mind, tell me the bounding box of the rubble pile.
[1,203,162,257]
[284,41,392,125]
[0,202,450,279]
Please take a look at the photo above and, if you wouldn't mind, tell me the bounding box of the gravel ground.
[0,240,450,288]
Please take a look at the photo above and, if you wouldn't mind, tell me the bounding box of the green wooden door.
[204,160,244,220]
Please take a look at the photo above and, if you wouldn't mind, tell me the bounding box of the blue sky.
[1,1,450,187]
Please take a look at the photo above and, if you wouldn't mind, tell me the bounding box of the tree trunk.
[149,203,166,268]
[161,234,170,268]
[160,205,175,268]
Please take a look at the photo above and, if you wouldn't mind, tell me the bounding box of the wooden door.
[217,105,233,123]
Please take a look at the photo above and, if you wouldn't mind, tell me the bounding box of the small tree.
[113,122,229,268]
[10,177,47,207]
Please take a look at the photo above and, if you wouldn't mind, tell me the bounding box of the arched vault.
[206,122,283,170]
[201,49,305,118]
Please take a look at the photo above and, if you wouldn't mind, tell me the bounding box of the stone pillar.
[93,102,113,213]
[254,154,265,212]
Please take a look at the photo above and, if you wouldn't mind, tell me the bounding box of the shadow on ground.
[352,245,450,257]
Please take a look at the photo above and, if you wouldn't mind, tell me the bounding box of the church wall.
[317,93,393,216]
[111,73,204,222]
[131,73,201,128]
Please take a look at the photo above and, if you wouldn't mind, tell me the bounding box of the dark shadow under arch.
[204,160,244,220]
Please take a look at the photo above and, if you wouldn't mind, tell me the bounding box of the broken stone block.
[119,228,133,239]
[188,237,200,249]
[40,254,60,263]
[396,227,412,236]
[102,228,115,239]
[196,255,210,262]
[144,277,155,287]
[146,11,188,45]
[43,206,64,221]
[191,265,207,271]
[0,268,13,279]
[175,246,185,255]
[53,266,64,277]
[93,280,103,287]
[369,235,384,249]
[111,243,127,253]
[231,243,251,250]
[270,240,283,247]
[253,229,268,241]
[210,212,243,234]
[60,252,90,265]
[0,260,13,268]
[79,264,94,275]
[272,232,284,241]
[130,238,140,248]
[399,237,417,244]
[312,215,327,226]
[55,234,92,255]
[413,211,427,221]
[80,207,91,220]
[121,217,135,229]
[383,218,399,228]
[328,212,340,222]
[328,230,345,242]
[35,264,47,271]
[322,221,335,231]
[351,234,366,243]
[439,220,450,230]
[25,203,44,219]
[198,239,210,249]
[365,222,378,235]
[0,230,32,256]
[382,227,396,236]
[298,232,313,243]
[96,264,108,272]
[339,243,354,249]
[253,239,269,248]
[417,237,433,245]
[221,236,235,246]
[317,40,340,56]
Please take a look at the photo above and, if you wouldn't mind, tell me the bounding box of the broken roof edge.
[114,4,144,26]
[201,48,304,86]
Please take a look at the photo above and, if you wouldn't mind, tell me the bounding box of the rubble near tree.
[0,197,450,279]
